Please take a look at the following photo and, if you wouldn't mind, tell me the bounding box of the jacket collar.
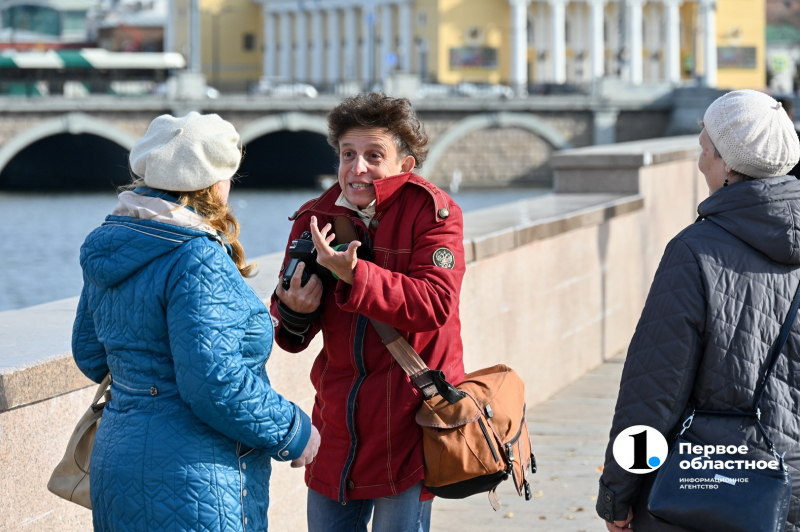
[373,171,414,211]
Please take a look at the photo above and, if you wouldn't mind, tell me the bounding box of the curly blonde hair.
[124,177,256,278]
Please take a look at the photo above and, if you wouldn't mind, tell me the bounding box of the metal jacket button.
[243,489,247,497]
[347,480,355,490]
[605,493,611,502]
[281,450,289,457]
[604,512,611,520]
[438,208,450,219]
[150,387,158,396]
[242,462,247,469]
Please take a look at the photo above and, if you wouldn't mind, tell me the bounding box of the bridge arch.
[0,113,137,177]
[425,112,572,180]
[238,112,329,146]
[238,112,335,188]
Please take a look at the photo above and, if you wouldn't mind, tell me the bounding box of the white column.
[645,3,659,81]
[327,9,341,84]
[533,2,548,83]
[263,8,276,79]
[380,3,394,80]
[295,10,307,82]
[509,0,531,94]
[165,0,175,53]
[605,3,618,75]
[664,0,682,84]
[189,0,200,73]
[627,0,643,85]
[549,0,566,84]
[589,0,605,80]
[701,0,717,87]
[362,5,376,85]
[279,11,291,80]
[399,2,412,72]
[570,3,583,81]
[311,9,324,86]
[345,7,358,80]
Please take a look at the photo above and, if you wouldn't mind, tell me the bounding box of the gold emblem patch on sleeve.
[433,248,455,269]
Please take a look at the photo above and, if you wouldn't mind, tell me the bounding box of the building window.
[2,5,60,36]
[243,33,256,51]
[63,11,87,32]
[450,47,498,69]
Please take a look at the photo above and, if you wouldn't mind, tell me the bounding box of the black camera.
[281,232,321,290]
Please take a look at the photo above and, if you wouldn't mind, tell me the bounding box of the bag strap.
[752,280,800,410]
[91,373,113,412]
[370,319,464,403]
[369,319,438,399]
[332,216,464,403]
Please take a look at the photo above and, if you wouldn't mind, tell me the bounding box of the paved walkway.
[430,356,624,532]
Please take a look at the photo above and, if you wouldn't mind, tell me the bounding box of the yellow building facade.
[169,0,765,92]
[171,0,263,90]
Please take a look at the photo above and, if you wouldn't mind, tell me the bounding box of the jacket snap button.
[604,512,611,520]
[281,450,289,457]
[244,517,248,525]
[438,208,450,219]
[369,219,379,230]
[347,480,355,490]
[243,489,247,497]
[605,493,611,501]
[242,462,247,469]
[150,387,158,396]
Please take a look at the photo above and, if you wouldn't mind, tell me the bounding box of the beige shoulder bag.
[47,373,111,509]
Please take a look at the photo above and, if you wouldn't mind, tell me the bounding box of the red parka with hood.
[271,171,466,503]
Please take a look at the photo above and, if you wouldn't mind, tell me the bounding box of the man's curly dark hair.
[327,93,429,168]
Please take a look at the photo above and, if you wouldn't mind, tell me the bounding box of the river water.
[1,187,547,312]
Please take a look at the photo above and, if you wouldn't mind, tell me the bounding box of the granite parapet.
[0,191,641,412]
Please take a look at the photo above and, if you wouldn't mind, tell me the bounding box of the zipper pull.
[506,443,515,463]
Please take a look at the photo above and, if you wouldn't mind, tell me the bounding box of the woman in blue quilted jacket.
[72,112,319,531]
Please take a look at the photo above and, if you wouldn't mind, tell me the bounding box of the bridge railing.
[0,134,703,531]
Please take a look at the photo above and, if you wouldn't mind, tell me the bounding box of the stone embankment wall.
[0,135,705,531]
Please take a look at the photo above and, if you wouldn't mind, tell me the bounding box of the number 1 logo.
[612,425,668,474]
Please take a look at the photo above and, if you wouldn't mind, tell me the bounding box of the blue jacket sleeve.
[71,282,109,384]
[166,242,311,458]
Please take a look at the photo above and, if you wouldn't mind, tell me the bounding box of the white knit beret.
[703,89,800,178]
[129,112,241,191]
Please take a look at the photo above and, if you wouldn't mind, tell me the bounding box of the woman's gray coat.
[597,175,800,531]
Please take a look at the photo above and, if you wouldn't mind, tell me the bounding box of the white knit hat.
[129,112,241,191]
[703,89,800,178]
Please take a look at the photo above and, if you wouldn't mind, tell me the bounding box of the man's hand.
[309,215,360,285]
[605,508,633,531]
[291,424,321,468]
[275,261,323,314]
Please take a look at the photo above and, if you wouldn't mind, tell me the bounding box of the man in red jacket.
[271,93,466,532]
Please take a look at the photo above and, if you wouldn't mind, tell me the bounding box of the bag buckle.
[679,410,695,436]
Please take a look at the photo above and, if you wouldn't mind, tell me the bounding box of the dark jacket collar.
[698,175,800,265]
